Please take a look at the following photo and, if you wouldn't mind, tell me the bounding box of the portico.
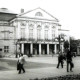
[19,42,58,56]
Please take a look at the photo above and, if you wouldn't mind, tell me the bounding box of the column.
[21,43,24,54]
[47,44,49,55]
[39,44,41,55]
[30,43,33,54]
[54,44,57,54]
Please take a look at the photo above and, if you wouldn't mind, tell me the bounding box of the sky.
[0,0,80,39]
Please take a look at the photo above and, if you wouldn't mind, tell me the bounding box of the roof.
[0,8,16,14]
[0,8,17,21]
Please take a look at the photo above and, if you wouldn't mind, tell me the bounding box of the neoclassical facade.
[0,8,69,57]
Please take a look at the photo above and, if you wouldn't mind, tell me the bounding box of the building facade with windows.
[0,8,69,57]
[0,8,17,56]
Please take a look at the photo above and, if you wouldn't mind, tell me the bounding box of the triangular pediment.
[18,8,59,22]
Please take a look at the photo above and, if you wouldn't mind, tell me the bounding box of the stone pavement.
[0,56,80,80]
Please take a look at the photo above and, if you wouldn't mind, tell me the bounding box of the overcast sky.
[0,0,80,39]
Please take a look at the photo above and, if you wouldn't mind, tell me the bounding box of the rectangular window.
[4,32,9,39]
[21,28,25,38]
[52,30,55,40]
[29,29,33,39]
[37,29,41,39]
[4,46,9,53]
[45,30,48,40]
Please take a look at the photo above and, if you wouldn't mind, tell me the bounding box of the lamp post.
[58,35,61,52]
[55,34,65,52]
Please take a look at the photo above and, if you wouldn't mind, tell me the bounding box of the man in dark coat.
[66,50,73,72]
[57,51,64,68]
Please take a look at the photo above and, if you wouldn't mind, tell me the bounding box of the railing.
[17,38,56,42]
[17,38,26,41]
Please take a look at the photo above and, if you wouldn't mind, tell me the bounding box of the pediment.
[18,8,59,22]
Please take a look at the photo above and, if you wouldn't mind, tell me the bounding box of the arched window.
[35,12,43,16]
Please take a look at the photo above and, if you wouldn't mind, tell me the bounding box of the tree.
[64,40,69,49]
[70,37,78,52]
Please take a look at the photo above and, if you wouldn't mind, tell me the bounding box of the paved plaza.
[0,56,80,80]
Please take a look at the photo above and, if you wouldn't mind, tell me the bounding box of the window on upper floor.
[45,30,48,40]
[4,46,9,53]
[29,29,33,39]
[37,29,41,40]
[21,28,25,39]
[4,31,9,40]
[35,12,43,16]
[52,30,55,40]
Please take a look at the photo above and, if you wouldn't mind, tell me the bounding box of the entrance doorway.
[33,44,39,55]
[41,44,47,55]
[24,43,30,55]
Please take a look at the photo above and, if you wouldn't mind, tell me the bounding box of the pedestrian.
[66,50,74,72]
[56,51,64,68]
[63,52,66,60]
[17,53,25,74]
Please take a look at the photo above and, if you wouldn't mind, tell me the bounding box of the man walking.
[57,51,64,68]
[66,50,73,72]
[18,54,25,74]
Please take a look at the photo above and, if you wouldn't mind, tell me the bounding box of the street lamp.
[55,34,65,52]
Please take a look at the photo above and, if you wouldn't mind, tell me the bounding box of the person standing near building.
[66,50,73,72]
[17,54,25,74]
[56,51,64,68]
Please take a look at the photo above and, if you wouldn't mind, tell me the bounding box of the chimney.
[21,9,24,13]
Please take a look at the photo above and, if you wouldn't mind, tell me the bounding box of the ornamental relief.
[52,26,56,29]
[36,21,42,27]
[20,21,26,26]
[28,23,34,29]
[37,25,41,29]
[44,25,49,30]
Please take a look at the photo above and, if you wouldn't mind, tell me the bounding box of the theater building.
[0,8,69,57]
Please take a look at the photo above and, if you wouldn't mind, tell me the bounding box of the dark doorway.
[41,44,47,55]
[33,44,39,55]
[49,44,54,55]
[24,43,30,55]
